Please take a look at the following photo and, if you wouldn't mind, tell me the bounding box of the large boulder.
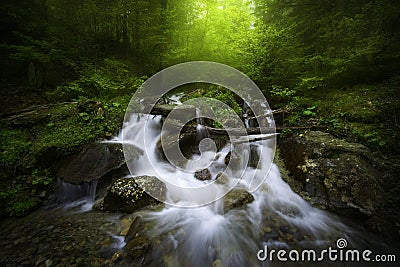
[57,143,142,185]
[100,176,166,213]
[279,131,385,217]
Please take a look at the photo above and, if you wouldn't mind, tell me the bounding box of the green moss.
[280,78,400,154]
[0,182,38,217]
[0,129,32,165]
[182,85,243,115]
[50,58,144,101]
[6,198,38,217]
[0,92,132,218]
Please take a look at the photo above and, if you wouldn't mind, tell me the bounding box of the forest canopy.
[2,0,399,90]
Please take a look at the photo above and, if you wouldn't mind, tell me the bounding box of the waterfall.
[117,107,353,266]
[54,179,98,212]
[243,102,250,128]
[196,107,209,142]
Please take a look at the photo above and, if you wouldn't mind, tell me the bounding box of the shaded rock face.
[156,132,197,162]
[223,188,254,213]
[278,131,400,245]
[279,131,386,218]
[57,143,128,185]
[224,151,241,169]
[249,144,260,169]
[101,176,165,213]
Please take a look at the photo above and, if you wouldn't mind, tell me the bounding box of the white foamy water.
[54,179,98,212]
[111,107,354,266]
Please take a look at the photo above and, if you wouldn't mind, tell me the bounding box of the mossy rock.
[223,188,254,213]
[279,130,400,243]
[102,176,165,213]
[57,143,139,185]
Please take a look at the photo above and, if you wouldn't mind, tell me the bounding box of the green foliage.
[163,0,256,70]
[0,93,132,218]
[252,0,400,87]
[303,106,316,116]
[182,85,242,115]
[51,58,142,101]
[5,198,37,217]
[0,129,32,165]
[0,183,38,217]
[270,86,296,98]
[32,96,129,156]
[286,114,300,126]
[297,77,326,91]
[203,86,242,115]
[350,124,387,147]
[181,85,243,128]
[30,169,53,187]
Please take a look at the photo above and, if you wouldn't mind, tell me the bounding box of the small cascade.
[196,107,209,142]
[168,92,184,105]
[55,179,98,211]
[242,102,250,128]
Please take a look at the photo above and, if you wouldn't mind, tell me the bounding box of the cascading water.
[54,179,98,212]
[114,103,355,266]
[243,102,250,128]
[196,107,209,142]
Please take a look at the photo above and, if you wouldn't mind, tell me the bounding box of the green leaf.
[303,110,314,116]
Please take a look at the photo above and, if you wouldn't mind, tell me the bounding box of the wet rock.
[102,176,165,213]
[224,151,241,168]
[213,259,224,267]
[263,226,272,233]
[195,168,212,181]
[279,131,385,217]
[263,230,279,239]
[249,144,260,169]
[156,131,197,162]
[35,255,47,266]
[224,151,231,165]
[125,236,150,258]
[163,255,179,267]
[223,188,254,213]
[124,216,153,263]
[279,131,400,242]
[92,198,104,210]
[57,143,142,185]
[119,218,132,236]
[111,251,122,263]
[151,103,196,117]
[215,172,229,184]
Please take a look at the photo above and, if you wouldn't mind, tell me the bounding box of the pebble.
[213,259,224,267]
[263,226,272,233]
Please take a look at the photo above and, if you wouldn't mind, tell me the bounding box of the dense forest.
[1,0,400,218]
[0,0,400,265]
[2,0,400,86]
